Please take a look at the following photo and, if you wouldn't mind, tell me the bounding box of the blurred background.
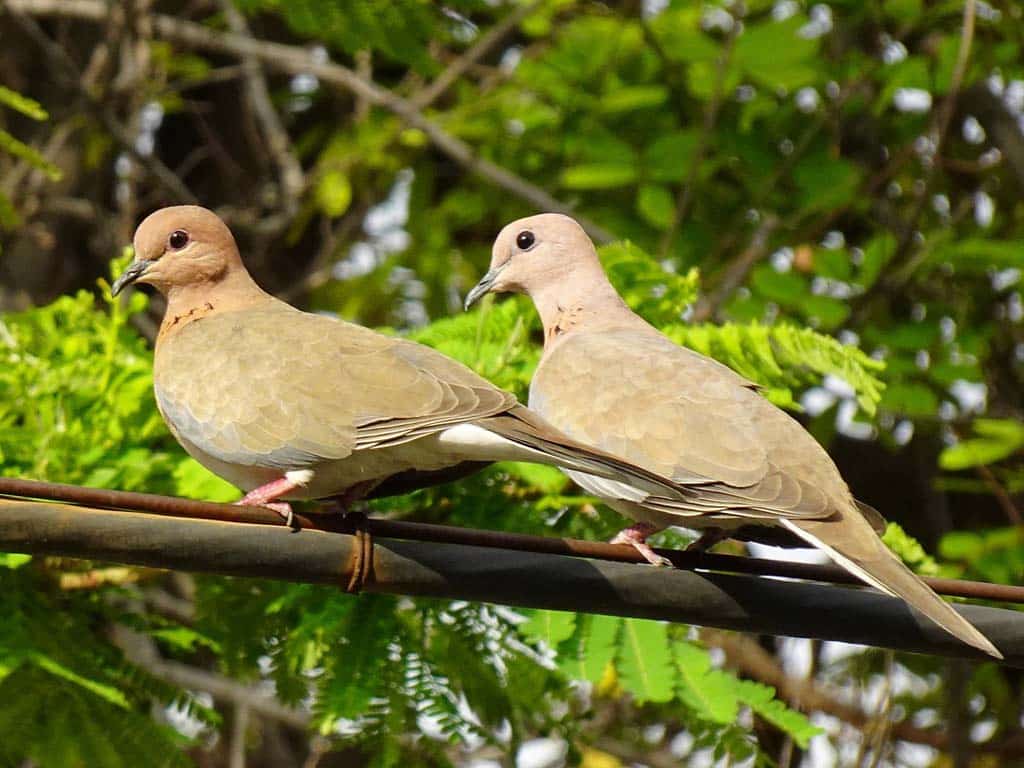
[1,0,1023,766]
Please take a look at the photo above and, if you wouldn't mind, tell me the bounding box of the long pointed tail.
[475,406,681,500]
[781,514,1002,659]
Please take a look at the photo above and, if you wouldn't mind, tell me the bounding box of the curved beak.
[464,263,506,310]
[111,259,155,296]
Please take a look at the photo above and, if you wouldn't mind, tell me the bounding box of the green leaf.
[0,129,62,181]
[315,169,353,218]
[938,531,985,561]
[878,382,939,417]
[561,163,637,189]
[580,614,620,683]
[860,233,896,288]
[932,239,1024,271]
[883,0,922,21]
[617,619,673,703]
[636,184,675,229]
[520,610,576,649]
[733,679,821,748]
[939,419,1024,470]
[31,655,129,709]
[0,554,31,569]
[673,642,738,724]
[801,295,850,330]
[750,265,808,305]
[793,153,862,212]
[882,523,939,575]
[669,322,885,415]
[0,86,48,120]
[600,85,669,113]
[735,16,819,90]
[643,131,699,183]
[173,458,240,502]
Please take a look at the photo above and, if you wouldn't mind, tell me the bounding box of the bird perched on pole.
[465,213,1001,659]
[111,206,683,526]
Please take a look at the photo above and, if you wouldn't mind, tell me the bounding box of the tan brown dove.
[112,206,686,524]
[466,213,1001,658]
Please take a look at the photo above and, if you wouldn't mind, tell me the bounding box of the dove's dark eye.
[516,230,536,250]
[168,230,189,250]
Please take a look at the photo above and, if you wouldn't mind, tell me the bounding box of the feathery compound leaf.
[617,619,673,703]
[317,595,398,726]
[731,679,821,748]
[672,642,739,724]
[666,322,885,415]
[411,295,539,397]
[598,241,700,327]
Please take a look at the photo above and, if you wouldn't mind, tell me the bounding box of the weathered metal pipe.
[0,499,1021,665]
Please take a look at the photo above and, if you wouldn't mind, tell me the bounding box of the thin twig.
[218,0,304,215]
[410,0,541,111]
[885,0,977,285]
[657,19,738,258]
[975,463,1023,526]
[704,630,992,753]
[4,5,196,202]
[689,214,778,323]
[229,704,250,768]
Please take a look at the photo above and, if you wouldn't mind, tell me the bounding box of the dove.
[111,206,685,527]
[465,213,1001,659]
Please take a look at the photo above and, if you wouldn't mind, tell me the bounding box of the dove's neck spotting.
[529,264,637,353]
[159,263,270,342]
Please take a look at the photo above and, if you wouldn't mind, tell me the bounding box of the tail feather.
[476,408,681,499]
[781,517,1002,659]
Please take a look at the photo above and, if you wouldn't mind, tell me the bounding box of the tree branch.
[6,0,613,242]
[217,0,304,215]
[410,0,541,112]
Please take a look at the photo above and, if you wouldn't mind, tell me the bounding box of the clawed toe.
[610,523,672,567]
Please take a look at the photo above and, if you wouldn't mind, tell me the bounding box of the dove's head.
[464,213,601,309]
[112,206,244,297]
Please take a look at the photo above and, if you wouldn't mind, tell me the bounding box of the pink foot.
[610,522,672,567]
[236,471,314,529]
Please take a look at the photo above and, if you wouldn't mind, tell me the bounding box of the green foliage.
[236,0,484,73]
[940,419,1024,471]
[939,527,1024,585]
[0,85,61,231]
[520,611,820,754]
[0,254,234,500]
[5,0,1024,762]
[667,322,885,413]
[882,523,940,577]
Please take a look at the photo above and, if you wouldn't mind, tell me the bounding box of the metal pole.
[0,499,1020,665]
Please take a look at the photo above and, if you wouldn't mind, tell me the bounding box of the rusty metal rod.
[1,477,1021,604]
[0,497,1021,665]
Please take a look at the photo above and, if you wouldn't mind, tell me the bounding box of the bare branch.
[410,0,541,111]
[6,0,613,242]
[217,0,304,215]
[689,213,778,323]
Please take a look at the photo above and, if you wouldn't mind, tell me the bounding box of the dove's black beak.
[111,259,155,296]
[464,264,506,310]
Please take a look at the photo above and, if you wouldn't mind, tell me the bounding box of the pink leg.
[236,472,313,528]
[610,522,672,567]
